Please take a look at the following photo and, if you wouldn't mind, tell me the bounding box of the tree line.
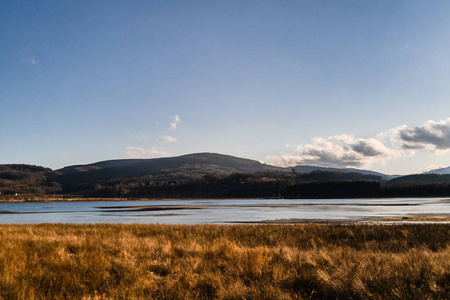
[3,164,450,199]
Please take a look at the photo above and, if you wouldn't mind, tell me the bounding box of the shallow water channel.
[1,198,449,224]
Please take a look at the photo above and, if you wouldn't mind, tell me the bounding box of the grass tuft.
[0,223,449,299]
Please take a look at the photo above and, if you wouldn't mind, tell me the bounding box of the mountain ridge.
[292,165,394,179]
[3,152,450,199]
[58,152,392,178]
[423,166,450,175]
[57,152,283,176]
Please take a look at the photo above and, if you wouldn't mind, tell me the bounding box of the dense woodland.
[4,162,450,200]
[0,165,62,199]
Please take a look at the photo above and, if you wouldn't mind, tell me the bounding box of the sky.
[2,1,450,175]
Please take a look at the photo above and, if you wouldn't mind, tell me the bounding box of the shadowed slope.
[57,153,283,190]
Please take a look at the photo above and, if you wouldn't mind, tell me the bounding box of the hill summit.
[58,152,281,179]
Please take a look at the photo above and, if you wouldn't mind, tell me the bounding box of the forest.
[3,162,450,200]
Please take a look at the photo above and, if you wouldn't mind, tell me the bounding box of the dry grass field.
[0,223,449,299]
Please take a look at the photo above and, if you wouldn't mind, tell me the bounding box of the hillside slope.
[57,153,283,190]
[293,165,392,179]
[0,164,62,197]
[387,174,450,185]
[423,166,450,175]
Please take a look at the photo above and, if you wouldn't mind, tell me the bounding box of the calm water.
[0,198,449,224]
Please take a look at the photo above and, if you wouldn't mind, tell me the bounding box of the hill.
[11,153,450,199]
[55,153,388,198]
[387,174,450,185]
[0,153,395,199]
[0,164,62,198]
[57,153,284,192]
[58,152,282,178]
[292,165,393,180]
[423,166,450,175]
[294,170,383,182]
[57,153,391,193]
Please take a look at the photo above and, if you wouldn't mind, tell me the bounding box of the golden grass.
[0,224,449,299]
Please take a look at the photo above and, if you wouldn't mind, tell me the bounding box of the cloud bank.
[267,117,450,168]
[393,118,450,152]
[267,135,402,168]
[126,147,169,158]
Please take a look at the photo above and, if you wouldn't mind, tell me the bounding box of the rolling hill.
[57,153,284,190]
[292,165,393,180]
[7,153,440,199]
[386,174,450,185]
[423,166,450,175]
[58,152,282,178]
[58,153,394,185]
[0,164,62,196]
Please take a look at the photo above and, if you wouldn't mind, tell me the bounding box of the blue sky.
[2,1,450,175]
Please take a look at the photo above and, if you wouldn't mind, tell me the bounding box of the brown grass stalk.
[0,224,449,299]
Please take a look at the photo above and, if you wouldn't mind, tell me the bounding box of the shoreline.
[0,197,270,203]
[1,195,449,204]
[242,214,450,225]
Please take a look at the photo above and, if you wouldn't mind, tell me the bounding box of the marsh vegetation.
[0,224,449,299]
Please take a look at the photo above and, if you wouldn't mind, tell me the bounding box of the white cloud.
[266,154,307,168]
[267,117,450,169]
[392,118,450,153]
[170,115,180,130]
[126,147,169,158]
[267,135,402,168]
[21,57,36,65]
[157,135,177,143]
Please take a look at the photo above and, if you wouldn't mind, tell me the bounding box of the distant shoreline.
[0,196,270,203]
[2,195,449,204]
